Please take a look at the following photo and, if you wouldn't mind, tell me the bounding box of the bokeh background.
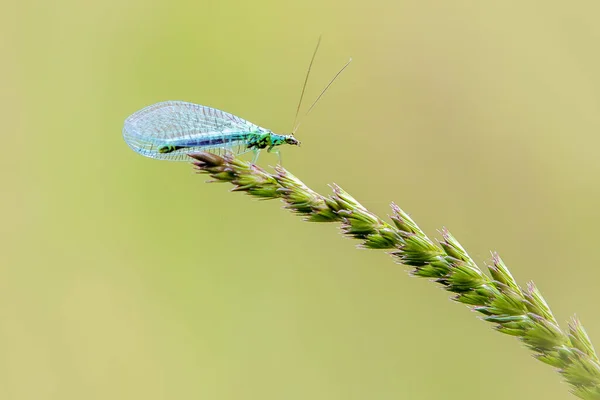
[3,0,600,399]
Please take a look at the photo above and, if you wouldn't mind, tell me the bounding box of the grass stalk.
[189,151,600,399]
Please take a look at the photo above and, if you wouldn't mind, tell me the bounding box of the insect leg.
[252,149,261,164]
[271,149,282,165]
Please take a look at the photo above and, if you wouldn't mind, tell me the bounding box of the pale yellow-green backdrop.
[3,0,600,399]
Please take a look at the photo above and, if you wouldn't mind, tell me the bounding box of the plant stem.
[189,151,600,399]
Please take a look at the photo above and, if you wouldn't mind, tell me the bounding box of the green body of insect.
[153,129,299,158]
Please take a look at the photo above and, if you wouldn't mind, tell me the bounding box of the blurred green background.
[3,0,600,399]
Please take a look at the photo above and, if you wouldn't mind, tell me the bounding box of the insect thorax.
[246,132,298,150]
[246,132,275,150]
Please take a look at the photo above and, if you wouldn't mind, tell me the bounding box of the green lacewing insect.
[123,38,351,164]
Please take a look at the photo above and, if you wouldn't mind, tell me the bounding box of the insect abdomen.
[158,145,180,153]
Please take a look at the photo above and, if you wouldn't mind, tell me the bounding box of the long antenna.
[292,57,352,134]
[291,36,322,132]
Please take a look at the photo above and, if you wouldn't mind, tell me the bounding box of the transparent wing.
[123,101,261,161]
